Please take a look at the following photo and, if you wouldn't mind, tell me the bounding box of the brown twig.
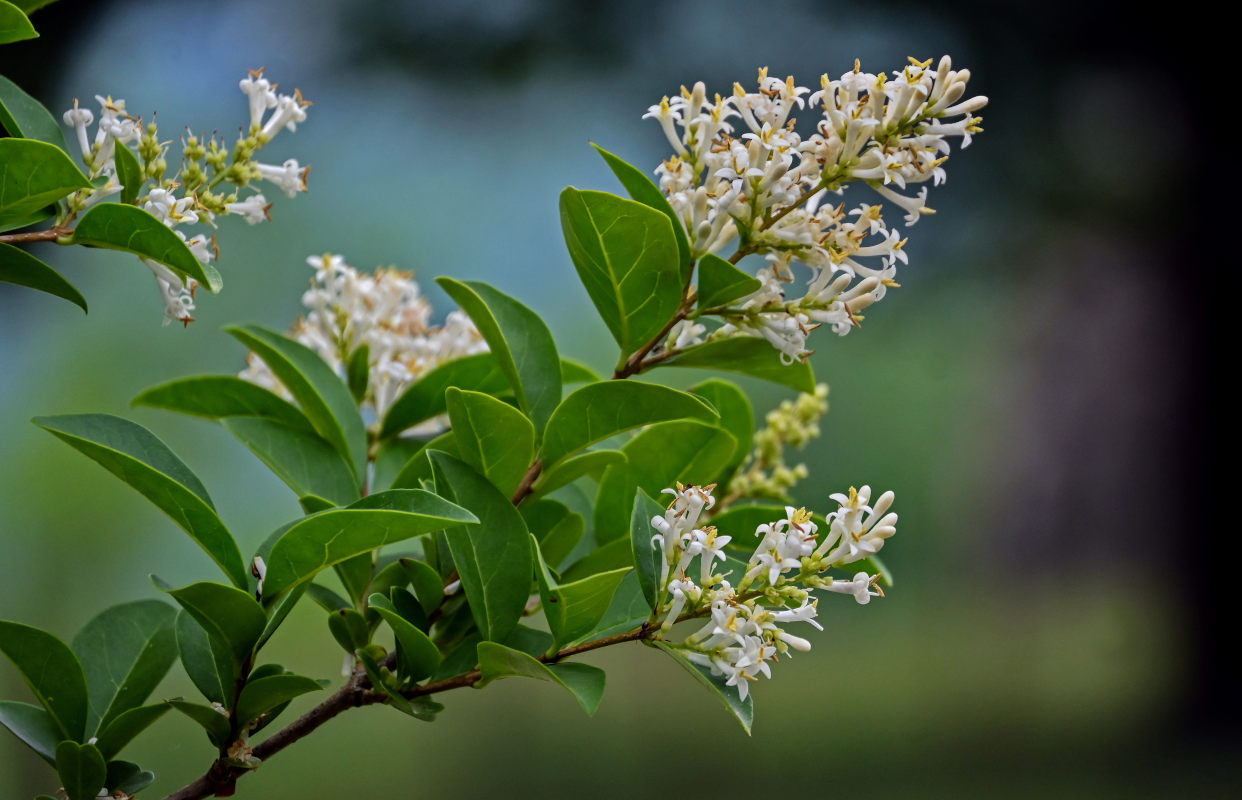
[0,226,73,245]
[510,459,543,504]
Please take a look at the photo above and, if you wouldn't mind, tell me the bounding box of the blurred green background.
[2,0,1229,797]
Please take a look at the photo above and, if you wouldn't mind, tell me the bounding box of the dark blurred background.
[2,0,1232,797]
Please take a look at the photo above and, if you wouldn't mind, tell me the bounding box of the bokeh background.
[2,1,1230,797]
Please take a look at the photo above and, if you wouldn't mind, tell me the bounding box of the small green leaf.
[70,203,217,291]
[0,620,89,740]
[261,490,477,602]
[174,611,234,706]
[574,572,650,642]
[437,278,562,435]
[630,490,665,612]
[446,387,536,496]
[533,537,629,652]
[234,674,322,728]
[533,449,626,498]
[540,381,719,467]
[368,594,441,682]
[520,499,584,569]
[691,378,754,485]
[166,700,230,748]
[476,642,605,716]
[225,325,368,480]
[379,353,508,438]
[105,760,156,796]
[696,252,762,309]
[0,138,87,224]
[306,583,351,612]
[0,241,88,312]
[559,536,633,582]
[559,187,683,364]
[159,581,266,667]
[389,431,457,490]
[92,703,169,759]
[653,641,753,734]
[133,375,313,432]
[71,599,177,736]
[113,141,143,205]
[399,558,444,616]
[429,453,532,643]
[560,359,601,384]
[593,143,691,277]
[55,740,107,800]
[0,701,58,764]
[35,414,248,588]
[221,416,360,506]
[346,343,370,403]
[327,608,369,653]
[653,336,816,393]
[0,74,69,150]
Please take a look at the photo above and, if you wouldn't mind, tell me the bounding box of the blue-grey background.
[2,1,1229,796]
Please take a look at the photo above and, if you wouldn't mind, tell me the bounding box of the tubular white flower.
[225,194,271,225]
[824,571,884,604]
[62,100,94,161]
[240,69,278,130]
[256,158,309,198]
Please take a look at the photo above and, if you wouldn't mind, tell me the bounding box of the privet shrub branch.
[1,5,987,797]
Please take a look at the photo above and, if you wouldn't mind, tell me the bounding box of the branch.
[0,226,73,245]
[509,459,543,504]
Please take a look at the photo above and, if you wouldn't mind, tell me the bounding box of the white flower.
[240,69,278,130]
[816,485,897,564]
[252,556,267,595]
[226,194,271,225]
[145,188,200,227]
[142,257,196,327]
[62,100,94,160]
[261,90,310,139]
[256,158,309,198]
[824,571,884,605]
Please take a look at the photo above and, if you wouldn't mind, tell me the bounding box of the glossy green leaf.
[653,336,816,393]
[0,138,87,224]
[379,353,508,438]
[573,572,650,643]
[0,203,52,233]
[0,241,87,312]
[221,416,360,506]
[437,278,562,435]
[520,499,583,569]
[327,608,369,653]
[541,381,719,467]
[533,537,629,651]
[262,489,477,601]
[133,375,313,432]
[653,641,753,734]
[446,387,536,496]
[35,414,248,588]
[630,490,665,612]
[105,760,156,795]
[691,378,754,483]
[71,599,177,736]
[399,558,444,615]
[0,620,88,740]
[166,700,230,747]
[0,701,58,764]
[226,325,367,479]
[160,581,265,667]
[0,74,68,149]
[593,420,737,542]
[593,143,690,276]
[234,674,322,727]
[559,536,632,582]
[92,703,169,759]
[561,358,601,384]
[696,252,762,309]
[429,452,532,643]
[533,449,626,499]
[559,187,683,363]
[113,141,142,205]
[368,594,441,681]
[476,642,605,716]
[346,343,370,403]
[70,203,217,291]
[55,740,107,800]
[306,583,351,613]
[174,611,233,706]
[389,431,457,490]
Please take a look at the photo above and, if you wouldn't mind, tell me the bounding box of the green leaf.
[234,674,322,728]
[133,375,313,432]
[261,489,477,602]
[225,325,367,479]
[327,608,369,653]
[71,600,177,736]
[446,387,536,496]
[368,594,441,682]
[0,138,87,225]
[697,252,762,309]
[389,431,457,490]
[0,203,52,233]
[221,416,360,506]
[573,572,649,643]
[306,583,351,613]
[0,1,36,43]
[592,143,690,277]
[34,414,248,588]
[437,278,562,435]
[652,336,816,393]
[520,499,583,569]
[9,0,58,14]
[166,700,230,748]
[379,353,508,438]
[560,358,601,384]
[70,203,217,291]
[476,642,605,716]
[559,536,632,582]
[429,452,532,643]
[0,701,58,764]
[630,490,665,612]
[55,740,107,800]
[533,449,626,499]
[593,420,737,542]
[691,378,754,484]
[92,703,169,760]
[559,187,683,363]
[540,381,719,468]
[399,558,444,616]
[0,73,69,150]
[159,581,266,667]
[113,141,142,205]
[533,537,629,651]
[0,241,88,312]
[0,620,89,740]
[653,641,753,734]
[174,611,233,706]
[105,760,156,795]
[346,343,370,403]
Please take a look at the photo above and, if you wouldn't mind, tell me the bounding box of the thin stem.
[0,226,74,245]
[510,459,543,504]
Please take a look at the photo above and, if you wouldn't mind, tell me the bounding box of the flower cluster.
[644,56,985,363]
[725,383,828,504]
[240,254,488,428]
[650,482,897,700]
[61,69,312,325]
